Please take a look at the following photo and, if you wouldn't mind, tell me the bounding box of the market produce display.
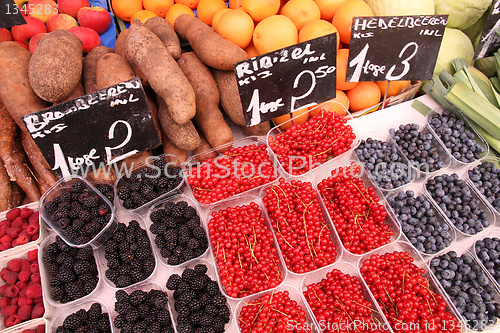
[54,302,111,333]
[468,160,500,214]
[475,236,500,286]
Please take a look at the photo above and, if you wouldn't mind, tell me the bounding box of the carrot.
[82,46,114,94]
[211,68,246,126]
[174,14,248,70]
[145,17,181,60]
[0,159,12,211]
[177,51,233,152]
[127,20,196,125]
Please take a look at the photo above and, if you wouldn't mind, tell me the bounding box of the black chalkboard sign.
[346,15,448,82]
[235,33,337,127]
[474,0,500,59]
[21,78,161,178]
[0,0,26,28]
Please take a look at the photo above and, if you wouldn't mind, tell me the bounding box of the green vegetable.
[475,56,496,77]
[434,0,491,30]
[364,0,434,15]
[433,28,474,77]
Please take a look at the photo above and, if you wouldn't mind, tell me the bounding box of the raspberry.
[5,314,21,327]
[20,208,33,219]
[0,234,13,244]
[26,224,39,236]
[6,208,21,221]
[27,249,38,262]
[1,304,18,316]
[5,227,19,239]
[18,270,31,282]
[25,284,42,299]
[13,235,29,247]
[0,284,7,296]
[31,303,44,318]
[11,217,23,228]
[7,259,22,272]
[17,296,32,306]
[28,213,39,225]
[0,296,9,307]
[1,268,19,285]
[17,304,32,320]
[29,263,39,274]
[36,324,45,333]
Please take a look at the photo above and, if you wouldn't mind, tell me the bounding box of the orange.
[314,0,346,21]
[143,0,174,17]
[245,41,259,57]
[336,48,358,90]
[165,3,194,27]
[242,0,280,22]
[273,107,309,130]
[345,81,381,112]
[197,0,227,25]
[298,19,339,49]
[212,7,231,31]
[229,0,243,9]
[130,9,157,23]
[310,90,349,116]
[174,0,200,9]
[280,0,321,31]
[112,0,143,22]
[253,15,298,55]
[375,80,410,97]
[332,0,373,44]
[217,9,254,49]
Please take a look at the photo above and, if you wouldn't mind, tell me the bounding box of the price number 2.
[349,42,418,82]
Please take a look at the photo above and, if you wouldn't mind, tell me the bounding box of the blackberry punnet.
[167,265,230,333]
[113,289,174,332]
[116,156,182,210]
[55,302,111,333]
[103,221,155,288]
[43,179,112,245]
[42,236,98,303]
[388,190,453,254]
[475,237,500,287]
[429,109,485,163]
[149,201,208,265]
[430,251,500,331]
[426,173,491,235]
[468,161,500,214]
[95,183,114,203]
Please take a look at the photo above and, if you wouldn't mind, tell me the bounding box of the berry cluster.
[468,161,500,213]
[239,290,309,333]
[94,183,114,203]
[426,173,490,235]
[0,249,44,327]
[263,179,337,273]
[303,268,386,333]
[187,144,277,204]
[429,109,485,163]
[208,202,282,297]
[166,264,230,333]
[20,324,45,333]
[42,236,98,303]
[355,137,412,190]
[0,207,39,252]
[43,180,112,245]
[269,110,356,175]
[475,236,500,286]
[103,220,155,288]
[390,123,446,173]
[150,200,208,265]
[360,251,461,333]
[430,251,500,331]
[317,164,392,254]
[55,302,111,333]
[117,156,183,209]
[114,288,173,333]
[388,190,453,254]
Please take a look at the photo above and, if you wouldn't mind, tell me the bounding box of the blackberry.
[96,184,114,202]
[194,264,208,275]
[186,218,200,230]
[125,308,141,323]
[63,313,82,330]
[73,260,92,275]
[178,229,190,245]
[177,322,193,333]
[205,281,220,295]
[192,226,206,240]
[156,309,172,325]
[211,293,226,307]
[45,199,60,214]
[52,286,64,301]
[87,303,102,322]
[129,290,148,306]
[187,238,200,249]
[200,313,214,326]
[83,195,100,208]
[182,249,194,261]
[162,201,175,215]
[71,181,86,193]
[218,305,230,320]
[168,254,181,265]
[183,206,196,219]
[189,299,202,312]
[181,268,196,281]
[57,267,76,283]
[177,305,190,317]
[98,313,111,332]
[189,275,207,290]
[164,216,178,229]
[171,203,185,218]
[211,316,226,332]
[116,275,132,288]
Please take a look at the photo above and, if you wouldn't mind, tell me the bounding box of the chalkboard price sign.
[346,15,448,82]
[235,33,337,127]
[474,0,500,59]
[0,0,26,28]
[21,78,161,178]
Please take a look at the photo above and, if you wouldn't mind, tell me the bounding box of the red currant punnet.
[268,110,356,176]
[208,201,283,298]
[187,144,278,204]
[360,250,462,333]
[317,163,393,255]
[262,178,337,274]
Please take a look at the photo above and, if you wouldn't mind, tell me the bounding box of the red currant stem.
[312,122,327,135]
[279,233,294,249]
[215,241,220,258]
[300,200,316,258]
[238,317,248,325]
[307,284,322,303]
[332,295,363,333]
[348,208,364,232]
[194,187,211,191]
[243,235,259,263]
[237,252,243,270]
[317,225,326,247]
[348,179,373,204]
[402,270,405,294]
[270,188,281,211]
[426,298,434,316]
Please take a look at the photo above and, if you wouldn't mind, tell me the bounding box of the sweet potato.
[193,131,217,162]
[0,159,12,211]
[114,28,149,88]
[11,182,24,208]
[241,121,271,137]
[145,17,181,60]
[82,46,114,94]
[211,68,246,126]
[127,20,196,125]
[13,133,41,201]
[174,14,248,71]
[0,100,17,178]
[157,97,200,151]
[53,83,85,105]
[96,53,136,90]
[28,30,83,102]
[177,52,233,152]
[161,131,189,164]
[145,87,161,137]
